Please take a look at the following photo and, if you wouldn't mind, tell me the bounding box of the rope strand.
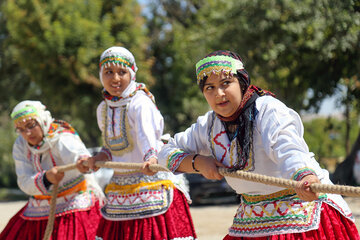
[43,183,58,240]
[218,168,360,197]
[42,162,360,240]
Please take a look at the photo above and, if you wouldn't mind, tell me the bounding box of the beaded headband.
[11,106,38,125]
[99,56,136,72]
[195,55,244,84]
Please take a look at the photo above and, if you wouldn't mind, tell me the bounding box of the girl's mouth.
[217,100,229,107]
[28,136,36,140]
[111,84,121,89]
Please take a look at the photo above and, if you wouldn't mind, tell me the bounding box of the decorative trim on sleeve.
[143,148,158,162]
[167,149,189,172]
[34,171,49,195]
[292,167,317,181]
[101,147,112,161]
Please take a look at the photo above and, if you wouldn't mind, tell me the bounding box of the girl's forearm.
[176,154,200,174]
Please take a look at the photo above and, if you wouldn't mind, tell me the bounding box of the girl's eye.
[119,70,128,75]
[223,80,231,85]
[205,86,214,91]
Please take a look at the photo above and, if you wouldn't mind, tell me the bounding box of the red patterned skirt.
[0,201,101,240]
[95,188,197,240]
[223,203,360,240]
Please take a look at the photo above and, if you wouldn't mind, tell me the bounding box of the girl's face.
[101,64,131,97]
[15,119,44,146]
[203,72,242,117]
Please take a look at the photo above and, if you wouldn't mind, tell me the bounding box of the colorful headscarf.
[11,100,53,135]
[11,100,78,153]
[99,46,157,108]
[99,46,138,85]
[195,50,248,86]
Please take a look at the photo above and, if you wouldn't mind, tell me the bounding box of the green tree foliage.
[145,0,210,134]
[149,0,360,115]
[303,116,360,161]
[1,0,150,146]
[337,77,360,153]
[0,113,18,188]
[0,0,150,188]
[213,0,360,111]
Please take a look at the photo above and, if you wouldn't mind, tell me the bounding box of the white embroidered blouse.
[95,82,190,221]
[12,132,100,219]
[96,86,164,163]
[158,95,353,236]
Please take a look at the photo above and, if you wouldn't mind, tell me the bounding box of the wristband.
[192,154,200,172]
[43,172,52,189]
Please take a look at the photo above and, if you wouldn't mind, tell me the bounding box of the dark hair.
[235,71,249,95]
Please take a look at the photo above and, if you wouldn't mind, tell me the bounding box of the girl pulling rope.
[0,100,103,240]
[76,46,197,240]
[157,50,360,239]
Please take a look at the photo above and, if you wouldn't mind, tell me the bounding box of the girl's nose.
[25,130,32,135]
[216,87,225,97]
[114,73,121,81]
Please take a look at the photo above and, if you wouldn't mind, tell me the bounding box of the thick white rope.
[42,162,360,240]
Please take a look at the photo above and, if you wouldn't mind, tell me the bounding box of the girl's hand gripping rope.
[195,155,225,180]
[142,157,158,176]
[295,174,321,201]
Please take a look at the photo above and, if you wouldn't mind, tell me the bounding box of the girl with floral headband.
[0,100,103,240]
[158,50,360,239]
[76,46,197,240]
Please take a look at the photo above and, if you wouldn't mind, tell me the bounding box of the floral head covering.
[195,50,250,91]
[99,46,138,85]
[11,100,53,135]
[11,100,78,153]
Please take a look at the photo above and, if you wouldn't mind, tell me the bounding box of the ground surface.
[1,198,360,239]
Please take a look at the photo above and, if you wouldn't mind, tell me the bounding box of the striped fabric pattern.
[195,55,244,84]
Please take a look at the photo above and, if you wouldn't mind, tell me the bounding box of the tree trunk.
[345,90,351,155]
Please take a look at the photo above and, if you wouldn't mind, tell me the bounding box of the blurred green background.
[0,0,360,190]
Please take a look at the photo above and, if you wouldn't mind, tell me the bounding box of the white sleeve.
[128,93,164,160]
[158,111,213,172]
[256,97,322,180]
[13,134,90,196]
[13,137,45,196]
[53,133,91,165]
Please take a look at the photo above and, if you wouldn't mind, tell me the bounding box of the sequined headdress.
[195,51,244,85]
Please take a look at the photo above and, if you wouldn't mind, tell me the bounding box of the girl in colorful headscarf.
[158,50,360,239]
[0,100,103,240]
[76,46,197,240]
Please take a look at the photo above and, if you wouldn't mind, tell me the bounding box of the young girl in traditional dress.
[158,50,360,239]
[76,46,197,240]
[0,100,103,240]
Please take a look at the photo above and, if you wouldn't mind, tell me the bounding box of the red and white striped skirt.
[95,188,197,240]
[0,201,101,240]
[223,203,360,240]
